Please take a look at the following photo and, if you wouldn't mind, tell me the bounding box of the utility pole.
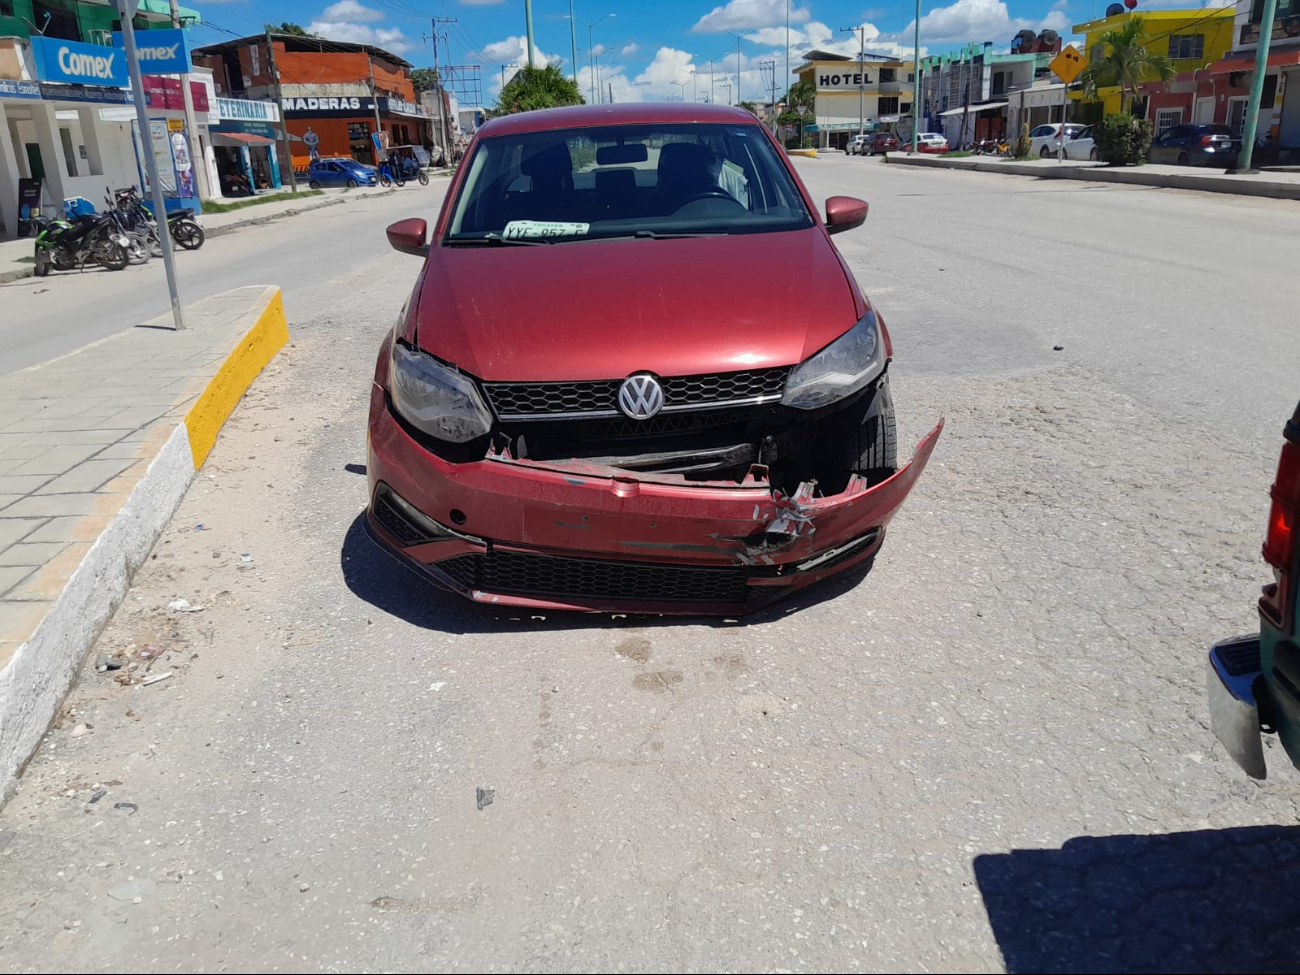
[1232,0,1279,172]
[117,0,183,329]
[608,81,613,104]
[168,0,207,200]
[524,0,536,69]
[840,25,867,136]
[368,59,385,165]
[265,30,298,192]
[911,0,921,153]
[426,17,457,161]
[567,0,578,83]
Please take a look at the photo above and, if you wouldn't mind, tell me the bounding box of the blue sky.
[188,0,1150,104]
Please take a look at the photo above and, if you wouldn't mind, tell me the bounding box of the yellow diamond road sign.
[1051,44,1085,85]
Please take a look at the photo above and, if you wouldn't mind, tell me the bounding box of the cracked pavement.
[0,157,1297,973]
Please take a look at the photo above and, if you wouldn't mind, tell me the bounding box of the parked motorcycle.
[102,194,151,265]
[112,186,206,252]
[32,213,130,275]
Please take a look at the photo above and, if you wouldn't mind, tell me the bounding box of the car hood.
[413,228,861,381]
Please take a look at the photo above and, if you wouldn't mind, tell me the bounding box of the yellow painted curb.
[184,287,288,469]
[788,148,819,158]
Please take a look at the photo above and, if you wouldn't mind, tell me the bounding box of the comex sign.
[112,28,192,74]
[30,36,128,88]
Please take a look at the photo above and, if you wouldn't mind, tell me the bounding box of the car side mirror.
[387,217,429,257]
[825,195,868,235]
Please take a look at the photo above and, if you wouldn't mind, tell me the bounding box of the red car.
[368,102,941,614]
[867,133,900,155]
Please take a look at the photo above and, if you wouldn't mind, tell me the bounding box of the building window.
[992,70,1006,95]
[880,68,896,82]
[58,127,77,178]
[250,45,261,78]
[1168,34,1204,59]
[879,95,899,114]
[1154,107,1182,134]
[0,0,14,17]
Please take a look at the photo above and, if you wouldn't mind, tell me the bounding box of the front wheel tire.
[172,221,205,250]
[98,242,128,272]
[347,178,358,188]
[1039,145,1051,158]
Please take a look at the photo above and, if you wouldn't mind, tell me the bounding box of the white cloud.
[693,0,811,33]
[590,43,607,57]
[321,0,383,22]
[578,62,645,104]
[307,21,414,54]
[903,0,1069,49]
[634,46,698,96]
[621,42,638,55]
[483,34,559,67]
[1052,0,1069,8]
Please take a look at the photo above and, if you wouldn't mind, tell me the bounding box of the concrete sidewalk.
[0,286,287,797]
[886,152,1300,200]
[0,185,394,283]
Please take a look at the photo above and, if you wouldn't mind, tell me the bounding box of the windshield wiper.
[444,234,552,247]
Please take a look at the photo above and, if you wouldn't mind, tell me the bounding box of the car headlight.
[781,311,886,410]
[389,341,494,443]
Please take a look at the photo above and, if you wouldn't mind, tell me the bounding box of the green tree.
[266,22,315,37]
[737,100,759,116]
[784,80,816,113]
[1079,15,1174,113]
[496,63,585,114]
[411,68,440,95]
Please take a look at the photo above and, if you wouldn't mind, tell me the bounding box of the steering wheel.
[674,188,736,209]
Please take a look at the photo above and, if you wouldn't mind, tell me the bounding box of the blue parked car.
[307,157,378,189]
[1148,123,1240,167]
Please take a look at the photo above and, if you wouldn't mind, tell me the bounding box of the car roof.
[478,101,762,138]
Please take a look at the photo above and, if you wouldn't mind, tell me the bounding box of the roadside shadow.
[974,826,1300,974]
[339,512,874,634]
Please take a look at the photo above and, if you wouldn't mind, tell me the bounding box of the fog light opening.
[450,509,467,526]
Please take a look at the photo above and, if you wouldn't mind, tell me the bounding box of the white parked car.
[914,132,950,153]
[1063,124,1098,161]
[845,134,872,155]
[1028,122,1089,158]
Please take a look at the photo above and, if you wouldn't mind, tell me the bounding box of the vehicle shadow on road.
[973,825,1300,974]
[339,512,872,633]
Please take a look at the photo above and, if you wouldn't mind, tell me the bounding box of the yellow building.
[1070,8,1236,118]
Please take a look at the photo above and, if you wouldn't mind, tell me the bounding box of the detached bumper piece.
[1207,635,1268,779]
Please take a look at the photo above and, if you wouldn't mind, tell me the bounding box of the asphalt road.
[1,157,1299,974]
[0,190,434,377]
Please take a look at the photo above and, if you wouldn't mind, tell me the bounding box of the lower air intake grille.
[436,551,750,604]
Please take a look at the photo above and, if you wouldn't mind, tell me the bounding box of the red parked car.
[368,102,941,614]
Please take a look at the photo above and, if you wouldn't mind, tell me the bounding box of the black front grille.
[436,551,750,604]
[484,367,788,418]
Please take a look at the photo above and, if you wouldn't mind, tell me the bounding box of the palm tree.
[1080,15,1175,113]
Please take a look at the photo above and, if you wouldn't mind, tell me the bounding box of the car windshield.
[444,122,813,244]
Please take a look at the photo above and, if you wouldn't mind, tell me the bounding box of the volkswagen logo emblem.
[617,373,665,420]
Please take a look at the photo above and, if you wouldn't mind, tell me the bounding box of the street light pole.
[840,25,866,136]
[719,29,742,104]
[524,0,535,69]
[116,0,184,330]
[570,13,615,106]
[567,0,578,84]
[1233,0,1279,172]
[911,0,921,153]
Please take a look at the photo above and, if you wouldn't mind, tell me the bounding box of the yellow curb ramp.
[0,286,288,801]
[185,289,288,468]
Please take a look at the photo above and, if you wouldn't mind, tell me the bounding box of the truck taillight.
[1261,437,1300,626]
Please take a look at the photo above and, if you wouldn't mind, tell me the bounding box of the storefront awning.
[938,100,1009,116]
[212,132,276,147]
[1208,50,1300,74]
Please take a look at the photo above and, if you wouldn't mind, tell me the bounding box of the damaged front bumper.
[365,382,942,614]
